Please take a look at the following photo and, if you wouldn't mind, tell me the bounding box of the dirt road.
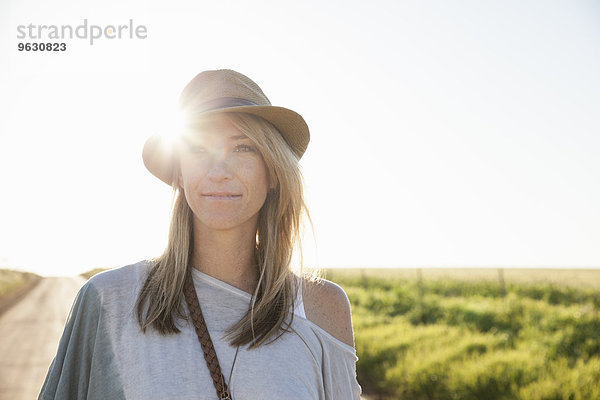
[0,277,85,400]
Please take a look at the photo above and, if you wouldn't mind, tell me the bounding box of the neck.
[191,219,259,295]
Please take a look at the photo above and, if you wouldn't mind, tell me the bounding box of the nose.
[205,152,233,182]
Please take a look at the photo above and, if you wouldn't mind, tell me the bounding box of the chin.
[194,215,258,233]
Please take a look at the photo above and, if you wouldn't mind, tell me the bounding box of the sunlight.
[154,105,187,149]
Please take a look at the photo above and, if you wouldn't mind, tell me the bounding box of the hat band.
[197,97,261,113]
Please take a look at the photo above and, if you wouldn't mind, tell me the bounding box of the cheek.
[250,161,270,191]
[233,157,267,182]
[179,169,194,191]
[178,158,207,188]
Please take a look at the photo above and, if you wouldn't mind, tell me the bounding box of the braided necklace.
[183,272,240,400]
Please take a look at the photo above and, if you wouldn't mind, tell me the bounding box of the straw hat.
[142,69,310,185]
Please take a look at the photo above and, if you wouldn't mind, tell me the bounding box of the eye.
[187,145,208,154]
[181,137,208,154]
[234,144,255,153]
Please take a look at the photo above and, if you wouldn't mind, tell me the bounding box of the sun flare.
[154,106,187,149]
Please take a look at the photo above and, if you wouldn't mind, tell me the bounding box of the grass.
[324,267,600,289]
[80,268,110,280]
[0,269,40,304]
[325,268,600,400]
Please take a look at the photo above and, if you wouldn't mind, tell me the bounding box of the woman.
[39,69,362,399]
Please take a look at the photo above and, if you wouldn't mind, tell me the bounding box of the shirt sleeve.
[320,335,363,400]
[38,281,126,400]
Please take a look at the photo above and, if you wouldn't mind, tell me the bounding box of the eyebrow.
[180,134,250,146]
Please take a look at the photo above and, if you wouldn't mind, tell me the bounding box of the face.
[178,114,271,233]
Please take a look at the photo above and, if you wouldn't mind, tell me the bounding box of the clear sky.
[1,0,599,276]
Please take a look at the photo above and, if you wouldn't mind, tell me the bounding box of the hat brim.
[142,105,310,186]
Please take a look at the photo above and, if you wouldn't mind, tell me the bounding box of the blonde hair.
[136,112,310,348]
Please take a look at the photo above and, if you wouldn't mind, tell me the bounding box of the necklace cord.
[183,272,233,399]
[228,345,240,389]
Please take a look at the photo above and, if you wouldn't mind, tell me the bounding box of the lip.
[202,193,242,199]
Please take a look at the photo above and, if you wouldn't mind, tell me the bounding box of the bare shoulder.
[301,277,355,347]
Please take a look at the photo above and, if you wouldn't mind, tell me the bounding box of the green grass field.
[325,268,600,400]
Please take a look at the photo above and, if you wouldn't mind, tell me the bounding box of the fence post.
[361,268,367,288]
[417,268,424,301]
[416,268,425,323]
[498,268,506,297]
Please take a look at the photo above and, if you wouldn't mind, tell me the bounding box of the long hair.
[136,112,309,348]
